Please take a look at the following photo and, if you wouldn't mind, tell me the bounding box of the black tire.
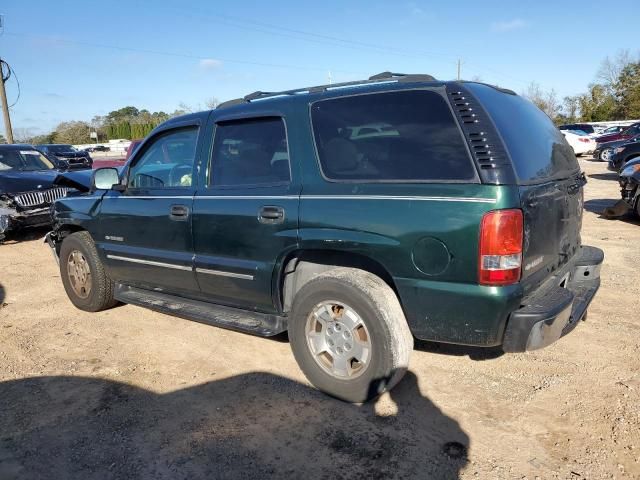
[59,231,117,312]
[288,267,413,403]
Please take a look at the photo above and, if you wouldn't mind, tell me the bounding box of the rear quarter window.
[311,90,475,182]
[466,83,579,183]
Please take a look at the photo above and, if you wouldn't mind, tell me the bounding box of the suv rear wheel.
[59,231,117,312]
[288,267,413,402]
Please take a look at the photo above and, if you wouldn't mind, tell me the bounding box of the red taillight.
[579,138,590,143]
[479,209,523,286]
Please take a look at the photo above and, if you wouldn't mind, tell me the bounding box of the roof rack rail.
[216,72,437,109]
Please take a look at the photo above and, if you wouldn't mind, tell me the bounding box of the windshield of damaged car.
[0,149,55,171]
[47,145,77,153]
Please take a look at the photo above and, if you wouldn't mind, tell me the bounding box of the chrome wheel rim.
[67,250,92,299]
[601,148,612,161]
[305,301,372,379]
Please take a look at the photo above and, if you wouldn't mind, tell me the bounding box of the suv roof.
[215,72,516,111]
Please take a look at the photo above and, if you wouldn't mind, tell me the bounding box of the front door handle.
[169,204,190,221]
[258,205,285,224]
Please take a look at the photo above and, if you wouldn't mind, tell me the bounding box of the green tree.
[614,62,640,119]
[0,133,6,144]
[577,84,617,121]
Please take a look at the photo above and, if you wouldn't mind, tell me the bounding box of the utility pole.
[457,59,462,81]
[0,14,13,144]
[0,59,13,144]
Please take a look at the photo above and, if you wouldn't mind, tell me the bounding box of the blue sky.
[1,0,639,136]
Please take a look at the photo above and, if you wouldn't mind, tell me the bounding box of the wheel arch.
[278,249,399,313]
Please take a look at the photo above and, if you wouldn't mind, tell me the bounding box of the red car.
[125,139,143,161]
[595,122,640,144]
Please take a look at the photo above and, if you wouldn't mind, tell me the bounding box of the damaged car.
[618,157,640,218]
[0,145,72,242]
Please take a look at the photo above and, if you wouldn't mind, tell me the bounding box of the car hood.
[52,168,95,192]
[596,133,625,143]
[0,169,60,195]
[598,138,631,149]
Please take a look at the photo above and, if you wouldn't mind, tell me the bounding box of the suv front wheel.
[59,231,118,312]
[288,267,413,403]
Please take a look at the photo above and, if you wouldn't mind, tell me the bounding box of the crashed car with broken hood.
[0,144,76,241]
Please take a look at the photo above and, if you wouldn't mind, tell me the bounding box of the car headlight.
[615,146,626,153]
[621,164,640,177]
[0,214,9,233]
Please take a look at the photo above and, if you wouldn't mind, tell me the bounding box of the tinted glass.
[210,117,290,186]
[0,149,55,171]
[49,145,76,153]
[311,90,474,181]
[467,83,579,183]
[128,127,198,188]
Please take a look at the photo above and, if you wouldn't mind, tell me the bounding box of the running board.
[114,283,287,337]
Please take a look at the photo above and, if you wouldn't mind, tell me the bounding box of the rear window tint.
[467,83,579,183]
[311,90,475,182]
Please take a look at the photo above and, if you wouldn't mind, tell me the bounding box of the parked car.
[86,145,110,153]
[45,73,603,402]
[559,123,598,135]
[594,134,640,162]
[595,122,640,144]
[35,144,93,170]
[0,145,72,241]
[124,139,143,162]
[598,125,626,136]
[561,130,596,156]
[608,140,640,172]
[618,157,640,218]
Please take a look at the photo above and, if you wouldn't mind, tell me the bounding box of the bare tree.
[523,82,561,120]
[13,127,39,143]
[597,50,633,91]
[204,97,219,109]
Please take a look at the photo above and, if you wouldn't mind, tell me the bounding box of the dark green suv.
[46,72,603,402]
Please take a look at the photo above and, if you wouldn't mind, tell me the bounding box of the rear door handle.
[258,206,285,224]
[169,204,190,221]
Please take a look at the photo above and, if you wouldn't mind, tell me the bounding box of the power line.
[4,32,368,77]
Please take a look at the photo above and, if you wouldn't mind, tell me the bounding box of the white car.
[561,130,596,156]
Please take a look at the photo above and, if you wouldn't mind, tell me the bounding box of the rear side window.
[210,117,290,187]
[311,90,475,182]
[466,83,579,183]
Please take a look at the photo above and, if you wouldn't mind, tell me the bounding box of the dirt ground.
[1,158,638,479]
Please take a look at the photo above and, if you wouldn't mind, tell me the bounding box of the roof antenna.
[327,70,332,85]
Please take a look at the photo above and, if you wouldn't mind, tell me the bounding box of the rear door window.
[311,90,475,182]
[466,83,579,183]
[210,117,290,186]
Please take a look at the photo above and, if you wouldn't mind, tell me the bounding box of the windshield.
[0,149,56,171]
[48,145,77,153]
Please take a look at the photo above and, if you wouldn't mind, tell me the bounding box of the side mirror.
[93,167,120,190]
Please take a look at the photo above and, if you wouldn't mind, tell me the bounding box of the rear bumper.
[502,245,604,352]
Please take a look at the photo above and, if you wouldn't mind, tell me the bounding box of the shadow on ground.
[0,283,4,305]
[588,172,619,181]
[0,371,469,479]
[584,198,620,214]
[1,226,50,245]
[414,339,504,361]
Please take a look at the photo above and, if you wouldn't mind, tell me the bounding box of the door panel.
[192,116,299,313]
[97,190,198,294]
[97,125,201,295]
[192,188,299,312]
